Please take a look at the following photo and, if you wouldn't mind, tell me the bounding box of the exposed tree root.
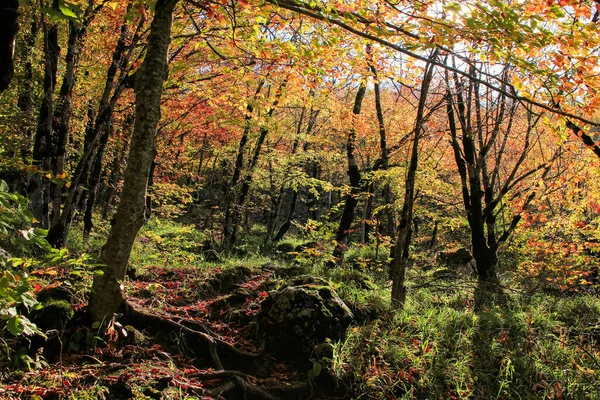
[211,375,288,400]
[124,301,260,370]
[121,301,312,399]
[187,369,254,380]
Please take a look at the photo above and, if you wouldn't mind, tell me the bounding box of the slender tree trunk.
[17,12,40,166]
[47,11,139,246]
[83,119,112,241]
[89,0,178,322]
[47,20,87,242]
[29,4,59,228]
[390,52,437,308]
[102,136,130,219]
[144,159,156,220]
[223,80,265,248]
[229,80,286,249]
[332,83,367,262]
[268,106,307,245]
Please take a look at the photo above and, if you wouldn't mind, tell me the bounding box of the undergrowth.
[2,213,600,399]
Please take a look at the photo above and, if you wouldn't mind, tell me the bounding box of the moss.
[30,298,74,331]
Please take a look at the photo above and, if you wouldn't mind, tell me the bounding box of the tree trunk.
[223,80,265,248]
[17,11,40,166]
[47,11,139,246]
[102,134,130,219]
[332,83,367,262]
[83,118,112,241]
[48,20,85,232]
[0,0,19,93]
[29,4,60,228]
[89,0,178,322]
[228,80,285,249]
[390,52,437,308]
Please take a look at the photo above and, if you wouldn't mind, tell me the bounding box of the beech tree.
[89,0,178,321]
[444,61,559,286]
[390,51,438,308]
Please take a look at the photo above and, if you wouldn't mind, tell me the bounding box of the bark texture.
[89,0,179,322]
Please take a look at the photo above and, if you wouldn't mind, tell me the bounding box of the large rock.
[436,248,476,276]
[261,279,353,357]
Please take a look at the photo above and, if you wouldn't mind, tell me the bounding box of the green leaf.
[7,316,24,336]
[20,293,38,310]
[59,3,78,18]
[312,362,322,377]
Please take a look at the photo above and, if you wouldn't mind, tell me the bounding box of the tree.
[389,51,438,308]
[444,60,559,288]
[89,0,179,322]
[331,81,366,262]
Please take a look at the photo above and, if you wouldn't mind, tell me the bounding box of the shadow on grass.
[470,283,541,399]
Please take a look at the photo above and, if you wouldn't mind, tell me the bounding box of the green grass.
[329,285,600,399]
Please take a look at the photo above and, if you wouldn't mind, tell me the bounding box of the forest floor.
[2,219,600,399]
[1,261,320,399]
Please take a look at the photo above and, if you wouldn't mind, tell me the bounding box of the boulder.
[276,242,296,254]
[261,280,353,358]
[436,248,477,276]
[437,248,472,266]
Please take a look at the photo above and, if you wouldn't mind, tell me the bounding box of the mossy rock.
[262,262,305,279]
[261,282,353,358]
[288,275,329,286]
[207,265,253,291]
[30,298,74,331]
[437,248,473,266]
[276,242,296,254]
[209,287,256,317]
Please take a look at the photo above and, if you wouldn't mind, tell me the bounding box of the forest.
[1,0,600,398]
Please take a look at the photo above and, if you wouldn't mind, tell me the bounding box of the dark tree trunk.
[267,107,306,246]
[29,4,60,228]
[272,190,298,242]
[0,0,19,93]
[443,63,550,290]
[228,80,285,250]
[144,159,156,220]
[47,10,139,246]
[390,52,437,308]
[102,134,130,219]
[363,58,390,241]
[89,0,179,322]
[83,119,112,241]
[48,20,86,235]
[223,80,265,248]
[17,11,40,166]
[332,83,367,262]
